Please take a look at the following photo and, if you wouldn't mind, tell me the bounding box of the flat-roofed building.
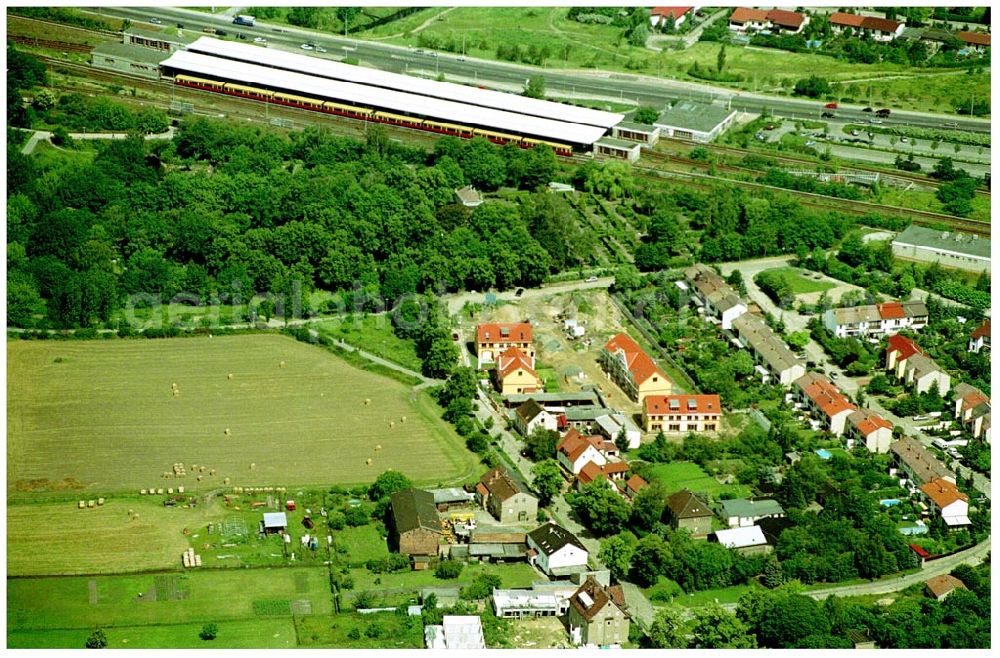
[594,137,642,163]
[91,42,167,79]
[891,225,990,273]
[492,589,567,618]
[611,121,660,147]
[654,100,738,142]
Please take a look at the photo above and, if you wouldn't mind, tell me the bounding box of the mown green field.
[646,461,751,499]
[7,567,329,648]
[7,334,477,497]
[758,267,837,295]
[313,314,422,373]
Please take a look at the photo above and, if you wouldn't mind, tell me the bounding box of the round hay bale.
[200,466,206,473]
[364,398,371,406]
[87,500,96,508]
[375,444,382,451]
[250,463,256,470]
[133,513,139,520]
[366,458,373,465]
[224,428,231,436]
[98,497,105,505]
[210,469,216,476]
[228,373,233,380]
[279,361,285,367]
[140,489,147,495]
[401,416,406,423]
[157,488,164,495]
[389,421,394,429]
[197,475,203,481]
[223,477,230,485]
[78,500,86,509]
[172,383,177,389]
[128,508,134,516]
[167,488,174,495]
[173,390,179,396]
[178,486,185,494]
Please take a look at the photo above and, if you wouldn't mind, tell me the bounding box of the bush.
[435,559,463,579]
[347,627,361,640]
[199,623,218,641]
[793,75,832,98]
[85,629,107,649]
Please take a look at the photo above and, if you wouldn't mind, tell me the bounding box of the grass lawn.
[7,335,478,498]
[7,566,333,632]
[645,461,751,499]
[313,314,422,373]
[875,186,991,223]
[535,366,562,392]
[297,611,424,648]
[758,267,837,295]
[9,619,299,649]
[334,524,391,567]
[674,583,757,608]
[27,140,96,169]
[349,561,538,593]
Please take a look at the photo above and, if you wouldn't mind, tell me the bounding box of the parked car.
[254,37,267,43]
[315,45,327,53]
[943,121,958,128]
[912,415,930,421]
[149,17,162,24]
[824,102,838,109]
[900,136,908,143]
[514,287,525,298]
[586,276,599,282]
[868,118,883,124]
[805,140,816,147]
[829,371,839,380]
[764,123,776,130]
[301,43,313,50]
[862,107,873,112]
[821,111,836,119]
[875,108,891,118]
[176,23,184,29]
[851,129,860,136]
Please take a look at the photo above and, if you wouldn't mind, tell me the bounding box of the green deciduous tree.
[598,531,637,581]
[531,459,564,506]
[199,623,218,641]
[522,75,546,99]
[647,604,688,648]
[691,604,757,648]
[85,629,108,649]
[368,470,413,501]
[633,106,661,125]
[568,480,630,536]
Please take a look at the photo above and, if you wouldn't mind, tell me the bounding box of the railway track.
[8,13,120,39]
[632,160,991,237]
[659,138,990,195]
[9,36,93,54]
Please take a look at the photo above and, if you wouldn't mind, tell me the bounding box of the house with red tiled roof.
[576,460,629,492]
[846,408,893,454]
[494,347,543,396]
[885,333,925,377]
[953,383,991,443]
[557,428,608,475]
[728,7,807,34]
[920,478,970,529]
[599,332,673,403]
[622,474,648,501]
[968,320,990,354]
[925,574,967,600]
[650,6,696,29]
[957,30,990,51]
[794,372,857,436]
[643,394,721,433]
[829,12,905,41]
[476,322,534,367]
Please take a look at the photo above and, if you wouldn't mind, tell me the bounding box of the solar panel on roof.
[186,37,624,129]
[160,50,608,144]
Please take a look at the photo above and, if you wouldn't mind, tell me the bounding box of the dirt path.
[410,6,456,35]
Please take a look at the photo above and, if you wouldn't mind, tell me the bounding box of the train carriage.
[224,82,273,100]
[472,128,523,146]
[423,120,473,137]
[323,100,373,119]
[273,91,324,109]
[175,74,224,90]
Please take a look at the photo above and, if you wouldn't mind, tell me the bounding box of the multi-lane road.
[87,6,990,135]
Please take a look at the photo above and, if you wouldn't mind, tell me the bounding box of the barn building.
[389,488,443,565]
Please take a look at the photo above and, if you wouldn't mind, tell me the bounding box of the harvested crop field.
[7,334,476,497]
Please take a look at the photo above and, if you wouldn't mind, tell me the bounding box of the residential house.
[477,467,538,525]
[920,477,971,529]
[389,488,443,561]
[766,8,808,33]
[794,372,857,437]
[526,522,589,577]
[567,576,629,647]
[968,320,990,354]
[514,399,559,437]
[957,30,990,52]
[576,460,629,492]
[593,412,642,450]
[556,428,609,475]
[846,408,894,454]
[665,489,714,538]
[953,383,991,442]
[495,347,543,395]
[823,301,928,338]
[476,322,534,367]
[683,264,748,329]
[731,313,806,386]
[925,574,968,600]
[829,12,905,41]
[599,332,673,402]
[890,436,956,487]
[649,6,695,29]
[711,525,771,555]
[622,474,648,501]
[424,615,485,650]
[728,7,770,32]
[885,333,925,377]
[901,353,951,395]
[719,498,786,528]
[643,394,722,433]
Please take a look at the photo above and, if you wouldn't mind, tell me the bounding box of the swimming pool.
[815,449,832,460]
[880,499,901,507]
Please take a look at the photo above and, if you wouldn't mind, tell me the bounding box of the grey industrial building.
[891,225,990,273]
[654,100,738,142]
[91,42,167,79]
